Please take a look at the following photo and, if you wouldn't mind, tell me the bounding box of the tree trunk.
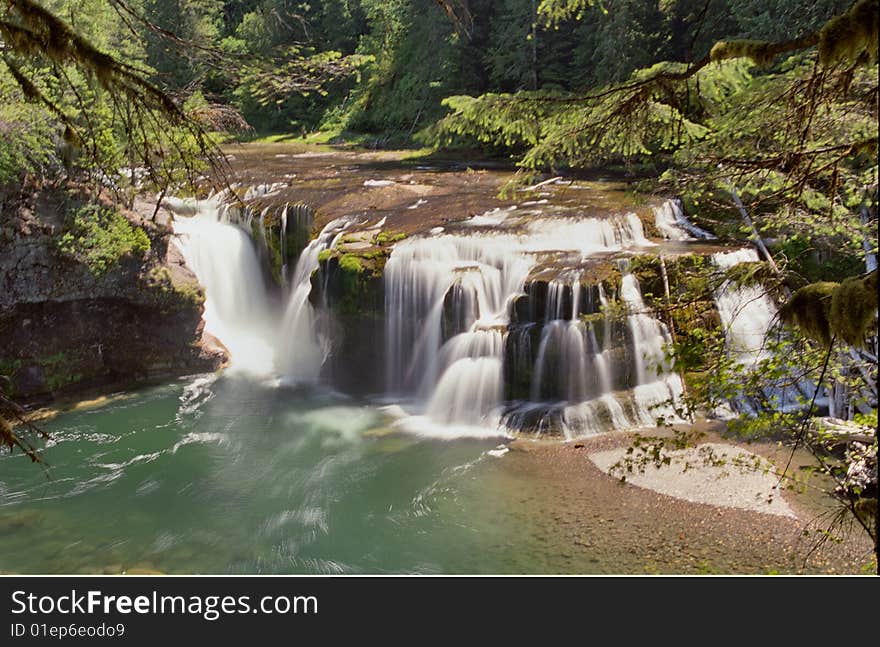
[726,179,785,287]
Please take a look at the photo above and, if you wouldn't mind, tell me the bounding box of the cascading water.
[169,188,715,440]
[385,234,533,437]
[168,194,349,382]
[711,248,814,413]
[384,209,689,439]
[620,271,670,384]
[278,217,354,382]
[712,248,778,361]
[653,198,715,241]
[170,196,277,375]
[558,269,685,439]
[530,272,608,403]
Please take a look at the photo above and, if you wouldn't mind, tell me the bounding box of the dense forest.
[1,0,877,569]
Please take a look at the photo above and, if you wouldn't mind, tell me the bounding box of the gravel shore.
[487,429,875,574]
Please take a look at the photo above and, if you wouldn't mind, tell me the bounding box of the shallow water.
[0,375,562,574]
[1,375,870,575]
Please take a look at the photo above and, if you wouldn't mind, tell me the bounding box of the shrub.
[56,205,151,276]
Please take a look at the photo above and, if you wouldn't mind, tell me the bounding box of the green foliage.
[56,204,151,276]
[143,0,224,88]
[536,0,598,25]
[726,0,851,42]
[0,89,55,183]
[854,410,878,429]
[339,0,465,135]
[39,351,83,392]
[0,0,232,199]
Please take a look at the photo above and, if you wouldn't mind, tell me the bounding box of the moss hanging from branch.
[709,0,878,69]
[818,0,879,66]
[780,281,838,348]
[710,40,778,67]
[0,0,231,193]
[830,270,878,347]
[780,270,878,348]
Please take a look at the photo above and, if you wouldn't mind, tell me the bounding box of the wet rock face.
[310,255,385,395]
[247,201,314,288]
[0,187,225,403]
[1,300,222,399]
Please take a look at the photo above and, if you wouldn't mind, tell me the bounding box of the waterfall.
[653,198,715,241]
[169,194,347,383]
[278,217,354,383]
[385,212,672,438]
[280,204,288,285]
[620,273,671,384]
[529,272,608,403]
[552,271,685,439]
[711,248,814,413]
[384,235,533,398]
[712,249,778,361]
[170,196,277,375]
[385,234,533,437]
[169,188,701,439]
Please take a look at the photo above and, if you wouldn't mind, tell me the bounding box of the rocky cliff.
[0,184,225,404]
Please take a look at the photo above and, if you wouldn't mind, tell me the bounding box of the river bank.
[491,430,875,574]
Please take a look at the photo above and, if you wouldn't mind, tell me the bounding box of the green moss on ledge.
[375,230,407,245]
[141,266,205,313]
[317,249,333,263]
[339,254,365,274]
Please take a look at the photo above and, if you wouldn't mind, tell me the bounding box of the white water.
[711,248,814,413]
[712,249,778,362]
[385,235,533,437]
[530,272,612,404]
[653,198,715,241]
[169,195,346,382]
[556,270,685,439]
[169,191,699,440]
[385,234,534,400]
[620,272,671,384]
[555,372,686,438]
[170,196,277,375]
[385,212,682,438]
[278,217,354,382]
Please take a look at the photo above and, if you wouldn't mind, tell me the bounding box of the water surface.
[0,375,544,574]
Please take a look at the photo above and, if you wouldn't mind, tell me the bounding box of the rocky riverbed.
[487,427,875,574]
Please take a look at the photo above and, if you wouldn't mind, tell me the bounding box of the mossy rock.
[142,266,205,312]
[249,202,314,286]
[339,254,365,275]
[374,230,407,245]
